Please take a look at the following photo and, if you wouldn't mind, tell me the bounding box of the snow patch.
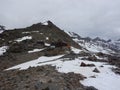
[28,48,45,53]
[40,33,43,35]
[71,47,82,54]
[22,32,31,34]
[0,46,8,56]
[42,22,48,25]
[32,31,39,33]
[81,67,120,90]
[46,37,49,40]
[45,43,50,46]
[15,36,32,42]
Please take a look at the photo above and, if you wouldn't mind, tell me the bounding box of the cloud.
[0,0,120,40]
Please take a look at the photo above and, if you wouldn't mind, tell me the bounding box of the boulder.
[80,62,87,67]
[88,55,97,61]
[80,62,95,67]
[93,68,100,73]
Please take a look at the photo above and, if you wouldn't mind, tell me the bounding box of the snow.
[28,48,45,53]
[40,33,43,35]
[45,43,50,46]
[71,34,115,54]
[22,31,39,34]
[71,47,82,54]
[81,72,120,90]
[64,31,74,37]
[46,37,49,40]
[73,38,114,54]
[42,22,48,25]
[15,36,32,42]
[32,31,39,33]
[95,55,108,60]
[54,59,120,90]
[22,32,31,34]
[84,43,112,54]
[0,46,8,56]
[6,55,64,70]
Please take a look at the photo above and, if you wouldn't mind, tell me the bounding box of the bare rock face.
[93,68,100,73]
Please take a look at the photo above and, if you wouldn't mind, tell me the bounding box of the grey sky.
[0,0,120,40]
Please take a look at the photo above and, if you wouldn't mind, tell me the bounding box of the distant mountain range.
[66,31,120,53]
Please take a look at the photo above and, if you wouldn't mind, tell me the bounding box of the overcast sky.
[0,0,120,40]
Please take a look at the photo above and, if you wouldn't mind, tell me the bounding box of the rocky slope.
[0,21,80,71]
[0,21,120,90]
[0,65,87,90]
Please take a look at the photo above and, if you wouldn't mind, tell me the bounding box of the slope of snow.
[81,72,120,90]
[73,38,114,54]
[6,55,64,70]
[84,43,112,54]
[65,31,72,37]
[0,46,8,56]
[15,36,32,42]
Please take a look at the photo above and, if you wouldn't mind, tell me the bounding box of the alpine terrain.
[0,21,120,90]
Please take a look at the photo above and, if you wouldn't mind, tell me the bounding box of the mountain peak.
[27,20,56,29]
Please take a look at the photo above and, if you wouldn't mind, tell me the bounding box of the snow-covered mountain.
[109,39,120,52]
[67,31,120,54]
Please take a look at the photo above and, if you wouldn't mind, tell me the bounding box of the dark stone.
[93,68,100,73]
[80,62,95,67]
[87,64,95,67]
[86,86,98,90]
[80,62,87,67]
